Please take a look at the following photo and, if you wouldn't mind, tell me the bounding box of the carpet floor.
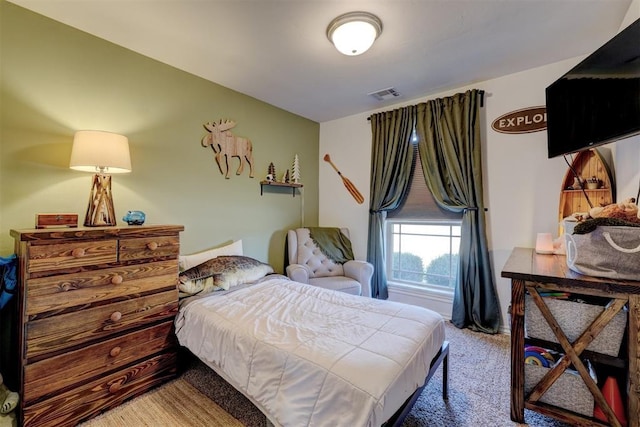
[81,322,573,426]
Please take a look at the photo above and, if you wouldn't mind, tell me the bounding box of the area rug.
[79,378,242,427]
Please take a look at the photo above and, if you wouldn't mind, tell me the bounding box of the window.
[386,221,460,291]
[385,135,462,293]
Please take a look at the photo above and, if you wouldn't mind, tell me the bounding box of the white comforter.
[175,276,445,427]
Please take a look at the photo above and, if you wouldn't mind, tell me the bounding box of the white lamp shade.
[327,12,382,56]
[70,130,131,173]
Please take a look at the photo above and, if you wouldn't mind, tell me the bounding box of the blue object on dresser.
[0,254,17,310]
[122,210,146,225]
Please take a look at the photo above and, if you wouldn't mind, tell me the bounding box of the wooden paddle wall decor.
[324,154,364,204]
[202,119,255,179]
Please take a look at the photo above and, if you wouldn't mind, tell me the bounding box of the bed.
[174,253,448,427]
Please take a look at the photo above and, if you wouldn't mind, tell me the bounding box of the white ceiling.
[7,0,635,123]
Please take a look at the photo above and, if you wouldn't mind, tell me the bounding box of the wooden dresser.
[4,225,183,427]
[502,247,639,427]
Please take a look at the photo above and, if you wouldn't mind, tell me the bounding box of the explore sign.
[491,106,547,134]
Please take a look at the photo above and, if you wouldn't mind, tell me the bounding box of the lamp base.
[84,174,117,227]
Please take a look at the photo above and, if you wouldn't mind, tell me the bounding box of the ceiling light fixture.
[326,11,383,56]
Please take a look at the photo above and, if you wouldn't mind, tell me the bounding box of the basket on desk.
[565,225,640,281]
[524,364,594,417]
[525,295,627,357]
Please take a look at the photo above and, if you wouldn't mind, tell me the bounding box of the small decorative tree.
[266,162,276,181]
[283,169,290,183]
[291,154,301,184]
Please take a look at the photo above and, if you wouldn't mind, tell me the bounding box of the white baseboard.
[387,283,510,334]
[387,284,453,321]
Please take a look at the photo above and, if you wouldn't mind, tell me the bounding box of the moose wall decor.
[202,119,255,179]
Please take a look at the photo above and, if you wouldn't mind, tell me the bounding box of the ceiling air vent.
[368,87,401,101]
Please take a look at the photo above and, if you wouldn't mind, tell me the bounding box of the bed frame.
[183,340,450,427]
[177,278,450,426]
[181,340,449,427]
[384,341,450,427]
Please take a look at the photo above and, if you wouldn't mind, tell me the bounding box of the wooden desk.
[502,247,639,427]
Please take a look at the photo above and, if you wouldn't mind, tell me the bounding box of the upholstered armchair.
[286,227,374,297]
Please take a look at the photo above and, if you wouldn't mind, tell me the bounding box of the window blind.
[388,144,462,221]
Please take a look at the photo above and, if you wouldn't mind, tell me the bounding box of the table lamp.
[70,130,131,227]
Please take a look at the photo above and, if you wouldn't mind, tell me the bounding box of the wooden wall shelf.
[558,149,615,233]
[259,180,303,197]
[563,189,611,193]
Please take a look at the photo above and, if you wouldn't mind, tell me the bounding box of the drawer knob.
[71,247,86,258]
[111,275,124,285]
[109,346,122,357]
[146,241,159,251]
[110,311,122,322]
[109,382,121,394]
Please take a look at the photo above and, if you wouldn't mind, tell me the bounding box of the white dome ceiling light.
[326,11,383,56]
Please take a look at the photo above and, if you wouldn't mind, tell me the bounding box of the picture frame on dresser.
[1,224,183,427]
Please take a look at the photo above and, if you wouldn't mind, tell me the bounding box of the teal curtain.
[415,89,500,333]
[367,106,416,299]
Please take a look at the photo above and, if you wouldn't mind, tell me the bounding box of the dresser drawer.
[28,240,117,273]
[26,260,178,316]
[26,290,178,359]
[119,236,180,262]
[24,321,176,404]
[22,351,177,427]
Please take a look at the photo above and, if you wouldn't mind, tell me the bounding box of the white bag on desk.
[565,225,640,280]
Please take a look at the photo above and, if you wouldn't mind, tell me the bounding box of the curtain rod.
[366,89,485,121]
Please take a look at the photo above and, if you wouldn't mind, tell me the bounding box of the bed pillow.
[178,255,274,296]
[179,240,243,271]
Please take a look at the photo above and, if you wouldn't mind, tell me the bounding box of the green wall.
[0,1,319,272]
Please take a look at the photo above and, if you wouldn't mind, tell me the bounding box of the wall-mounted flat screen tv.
[546,18,640,158]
